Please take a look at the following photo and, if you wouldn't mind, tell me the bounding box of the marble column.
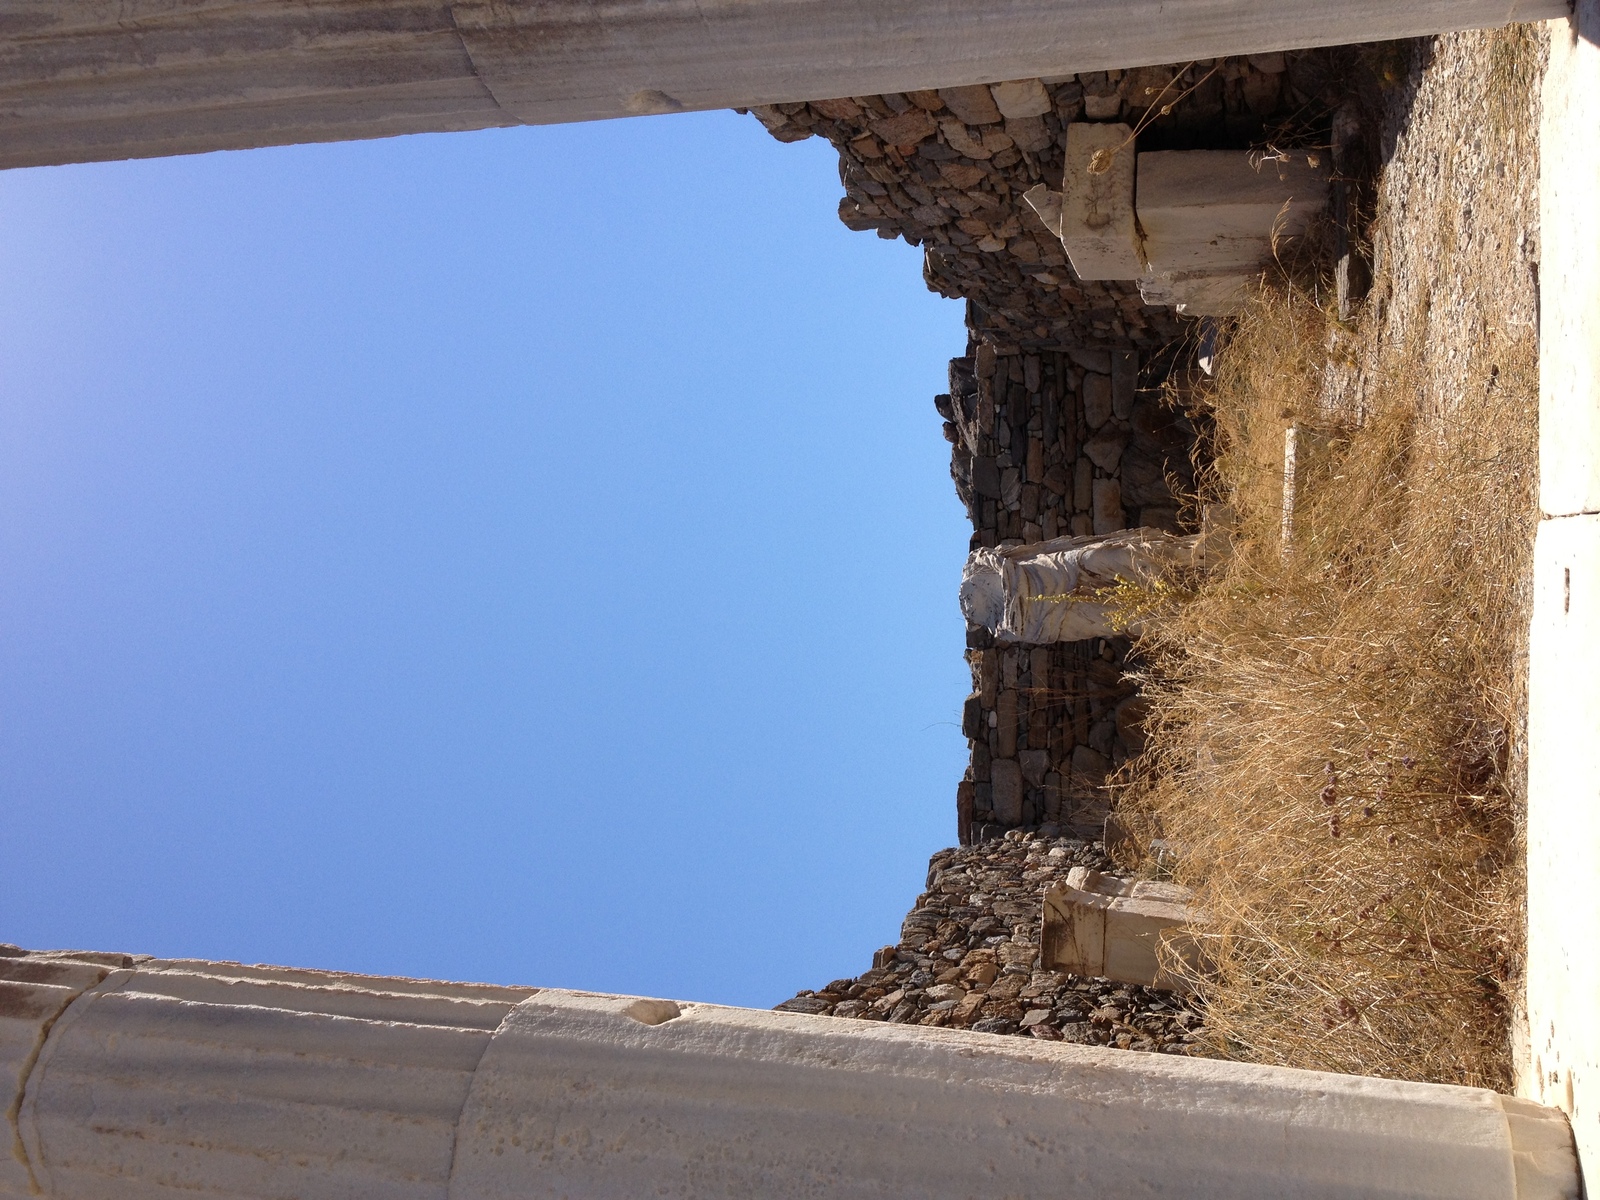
[0,946,1579,1199]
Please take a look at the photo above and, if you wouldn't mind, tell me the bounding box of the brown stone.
[869,108,937,146]
[810,97,863,120]
[996,688,1019,758]
[938,119,992,160]
[962,692,985,739]
[938,84,1003,126]
[1004,114,1053,152]
[1019,748,1050,787]
[1071,744,1110,788]
[1073,457,1094,511]
[938,161,987,188]
[963,961,1000,989]
[1092,478,1124,533]
[978,650,1000,705]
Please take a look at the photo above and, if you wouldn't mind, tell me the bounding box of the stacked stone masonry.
[751,50,1352,843]
[946,344,1195,837]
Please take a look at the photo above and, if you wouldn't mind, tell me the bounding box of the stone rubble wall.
[749,52,1346,351]
[775,830,1209,1051]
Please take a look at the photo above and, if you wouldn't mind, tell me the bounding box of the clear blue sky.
[0,110,971,1008]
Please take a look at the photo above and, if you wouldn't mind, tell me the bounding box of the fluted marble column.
[0,946,1580,1199]
[0,0,1573,170]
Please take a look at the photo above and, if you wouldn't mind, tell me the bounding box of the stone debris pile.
[776,830,1209,1054]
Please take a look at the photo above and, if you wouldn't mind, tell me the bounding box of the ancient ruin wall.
[750,53,1349,842]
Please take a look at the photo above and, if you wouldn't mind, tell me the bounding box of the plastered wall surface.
[1523,0,1600,1180]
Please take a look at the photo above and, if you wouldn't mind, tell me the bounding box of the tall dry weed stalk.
[1120,278,1537,1088]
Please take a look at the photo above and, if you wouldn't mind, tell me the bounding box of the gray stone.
[1071,744,1111,786]
[1111,352,1138,420]
[962,693,985,739]
[1001,467,1023,508]
[1068,347,1113,374]
[1120,443,1173,506]
[1074,458,1094,511]
[1083,431,1128,472]
[990,758,1024,824]
[1083,92,1124,119]
[1082,372,1114,429]
[972,456,1002,499]
[1019,748,1050,786]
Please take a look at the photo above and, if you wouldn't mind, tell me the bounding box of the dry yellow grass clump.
[1118,277,1537,1088]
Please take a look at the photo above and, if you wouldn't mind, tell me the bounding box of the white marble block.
[1058,123,1145,281]
[1136,149,1330,313]
[1040,866,1202,989]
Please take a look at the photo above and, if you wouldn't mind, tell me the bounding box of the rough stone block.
[937,84,1002,126]
[1073,457,1094,511]
[1005,114,1052,152]
[1083,92,1123,119]
[870,108,938,147]
[1082,371,1114,429]
[1110,351,1138,420]
[1019,748,1050,786]
[961,692,984,739]
[990,78,1052,119]
[990,757,1023,824]
[996,688,1019,758]
[1083,431,1128,472]
[1067,347,1113,374]
[1059,124,1144,281]
[1091,478,1124,533]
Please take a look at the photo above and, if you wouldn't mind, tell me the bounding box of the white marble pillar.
[0,947,1579,1199]
[0,0,1574,170]
[1523,0,1600,1181]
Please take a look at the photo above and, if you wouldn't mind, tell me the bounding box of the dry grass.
[1119,282,1535,1088]
[1113,25,1545,1085]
